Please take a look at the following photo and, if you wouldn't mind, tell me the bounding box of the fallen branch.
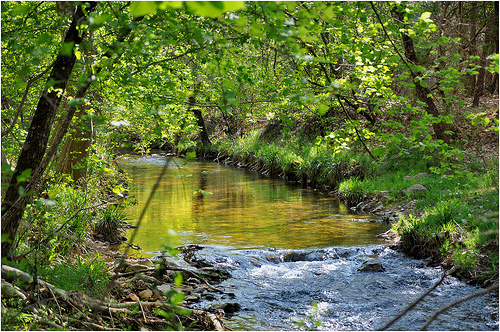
[1,278,28,300]
[377,266,457,331]
[420,282,499,331]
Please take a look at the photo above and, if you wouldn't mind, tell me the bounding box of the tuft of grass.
[94,205,129,243]
[38,253,110,298]
[338,177,365,207]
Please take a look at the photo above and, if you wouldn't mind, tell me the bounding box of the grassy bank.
[198,128,499,286]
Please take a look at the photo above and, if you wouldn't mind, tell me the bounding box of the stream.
[118,154,498,331]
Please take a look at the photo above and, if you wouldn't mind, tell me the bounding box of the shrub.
[94,205,129,244]
[338,177,365,207]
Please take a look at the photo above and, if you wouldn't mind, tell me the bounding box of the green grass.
[210,128,499,284]
[338,177,365,207]
[38,253,110,298]
[94,205,129,243]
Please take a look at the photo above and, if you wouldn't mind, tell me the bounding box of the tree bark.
[467,3,477,96]
[391,4,451,143]
[189,96,211,146]
[54,108,93,181]
[487,1,499,94]
[1,2,97,258]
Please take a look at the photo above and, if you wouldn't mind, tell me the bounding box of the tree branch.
[378,266,457,330]
[420,282,499,331]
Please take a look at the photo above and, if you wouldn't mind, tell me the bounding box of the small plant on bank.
[94,205,129,244]
[338,177,365,208]
[38,253,110,298]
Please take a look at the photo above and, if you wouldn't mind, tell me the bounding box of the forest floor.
[2,241,232,331]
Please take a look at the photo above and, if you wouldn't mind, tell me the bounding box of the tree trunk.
[488,1,499,94]
[54,108,93,182]
[472,53,486,107]
[467,2,478,96]
[1,2,97,258]
[392,5,451,143]
[189,96,211,146]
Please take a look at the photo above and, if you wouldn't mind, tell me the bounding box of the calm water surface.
[118,155,498,331]
[119,155,389,252]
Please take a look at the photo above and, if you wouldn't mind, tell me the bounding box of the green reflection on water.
[118,156,390,254]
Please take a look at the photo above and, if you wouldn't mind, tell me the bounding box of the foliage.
[0,1,498,328]
[38,253,110,298]
[1,297,38,330]
[94,205,129,244]
[338,177,365,208]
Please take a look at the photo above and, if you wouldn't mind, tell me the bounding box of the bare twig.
[138,300,147,322]
[46,282,63,317]
[2,60,56,139]
[369,2,417,77]
[378,266,457,330]
[420,282,499,330]
[335,95,375,159]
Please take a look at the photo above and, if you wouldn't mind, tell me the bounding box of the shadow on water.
[118,155,499,331]
[119,155,389,251]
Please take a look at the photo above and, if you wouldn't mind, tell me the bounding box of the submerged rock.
[358,258,384,272]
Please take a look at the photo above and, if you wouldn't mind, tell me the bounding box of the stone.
[372,203,384,212]
[125,264,150,273]
[156,284,171,294]
[198,266,223,278]
[210,302,241,314]
[358,258,384,272]
[404,184,428,196]
[138,289,153,299]
[185,294,201,302]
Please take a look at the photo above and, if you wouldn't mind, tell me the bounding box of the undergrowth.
[209,125,499,285]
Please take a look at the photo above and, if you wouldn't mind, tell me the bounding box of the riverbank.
[190,128,498,288]
[1,240,231,330]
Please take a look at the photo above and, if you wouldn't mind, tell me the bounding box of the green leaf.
[451,53,461,62]
[187,1,245,18]
[318,104,329,116]
[130,1,158,16]
[89,14,112,27]
[61,42,75,56]
[372,147,386,158]
[175,307,191,315]
[174,272,183,287]
[158,1,183,10]
[186,151,196,159]
[170,292,185,305]
[419,79,427,88]
[16,168,31,183]
[1,234,9,243]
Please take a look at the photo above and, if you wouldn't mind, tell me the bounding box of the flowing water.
[119,154,498,331]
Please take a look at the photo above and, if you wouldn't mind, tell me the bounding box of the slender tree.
[1,2,97,258]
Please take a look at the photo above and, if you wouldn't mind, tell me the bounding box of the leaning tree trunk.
[188,96,211,146]
[489,2,499,93]
[1,2,97,258]
[54,108,94,182]
[391,4,451,143]
[472,46,488,108]
[467,2,478,96]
